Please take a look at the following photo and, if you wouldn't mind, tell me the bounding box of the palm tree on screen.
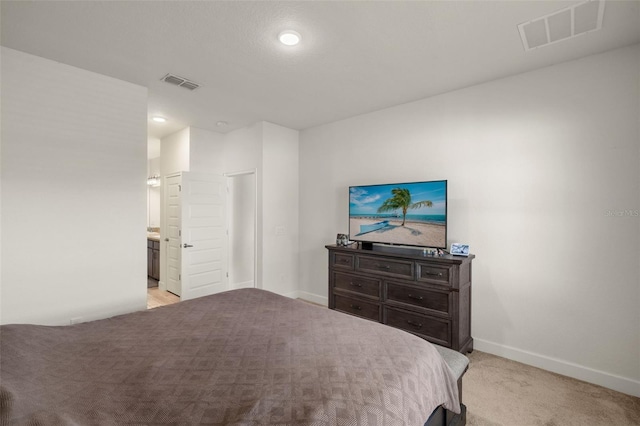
[377,188,433,226]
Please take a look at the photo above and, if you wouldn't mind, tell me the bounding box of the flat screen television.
[349,180,447,249]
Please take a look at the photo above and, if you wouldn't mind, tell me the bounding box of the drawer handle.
[407,319,423,328]
[425,271,443,277]
[407,294,423,301]
[375,263,391,270]
[339,258,349,263]
[349,282,363,288]
[350,304,362,310]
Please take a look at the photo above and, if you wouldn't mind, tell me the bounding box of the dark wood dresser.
[327,244,474,353]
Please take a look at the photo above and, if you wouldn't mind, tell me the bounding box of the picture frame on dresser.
[450,243,470,256]
[336,233,349,246]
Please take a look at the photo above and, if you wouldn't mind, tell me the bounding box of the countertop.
[147,232,161,242]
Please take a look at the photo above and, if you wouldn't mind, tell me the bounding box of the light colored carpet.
[464,351,640,426]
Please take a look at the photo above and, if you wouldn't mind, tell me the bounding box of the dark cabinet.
[327,244,474,353]
[147,239,160,280]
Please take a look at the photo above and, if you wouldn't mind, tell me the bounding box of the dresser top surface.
[326,244,474,265]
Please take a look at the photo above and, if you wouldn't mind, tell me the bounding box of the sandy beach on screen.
[350,218,445,247]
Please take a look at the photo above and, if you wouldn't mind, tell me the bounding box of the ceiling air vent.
[161,73,200,91]
[518,0,605,51]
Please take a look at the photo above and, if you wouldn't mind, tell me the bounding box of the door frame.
[159,172,182,294]
[225,169,258,289]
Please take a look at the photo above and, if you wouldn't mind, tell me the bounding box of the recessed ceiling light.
[278,30,301,46]
[152,116,167,123]
[216,121,228,127]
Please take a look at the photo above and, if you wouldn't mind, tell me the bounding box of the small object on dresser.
[336,233,349,246]
[422,248,437,256]
[450,243,470,256]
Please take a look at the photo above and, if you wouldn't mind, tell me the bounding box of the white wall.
[299,44,640,397]
[148,137,161,159]
[160,127,190,177]
[228,173,256,288]
[189,126,225,173]
[222,123,264,290]
[159,125,224,176]
[221,122,299,296]
[222,123,263,173]
[147,157,161,228]
[1,47,148,325]
[262,122,300,297]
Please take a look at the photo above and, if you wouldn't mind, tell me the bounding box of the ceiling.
[2,1,639,140]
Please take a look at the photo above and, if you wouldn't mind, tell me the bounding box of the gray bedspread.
[0,288,459,425]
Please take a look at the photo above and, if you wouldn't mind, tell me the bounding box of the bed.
[1,288,466,425]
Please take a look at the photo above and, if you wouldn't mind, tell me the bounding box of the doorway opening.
[146,154,169,307]
[147,287,180,309]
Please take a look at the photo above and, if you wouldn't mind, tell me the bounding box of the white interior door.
[180,171,228,300]
[165,174,182,296]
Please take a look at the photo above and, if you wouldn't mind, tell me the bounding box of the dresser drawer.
[385,282,451,316]
[333,272,380,299]
[384,306,451,347]
[357,256,414,279]
[417,263,452,287]
[334,295,380,322]
[331,252,355,270]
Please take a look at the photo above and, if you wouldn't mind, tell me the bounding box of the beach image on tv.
[349,181,447,248]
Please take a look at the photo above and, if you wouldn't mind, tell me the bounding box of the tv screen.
[349,180,447,249]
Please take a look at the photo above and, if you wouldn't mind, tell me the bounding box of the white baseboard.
[296,291,328,307]
[278,290,328,307]
[474,338,640,398]
[281,290,299,299]
[230,280,254,290]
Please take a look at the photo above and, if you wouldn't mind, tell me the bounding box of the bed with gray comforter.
[0,288,460,425]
